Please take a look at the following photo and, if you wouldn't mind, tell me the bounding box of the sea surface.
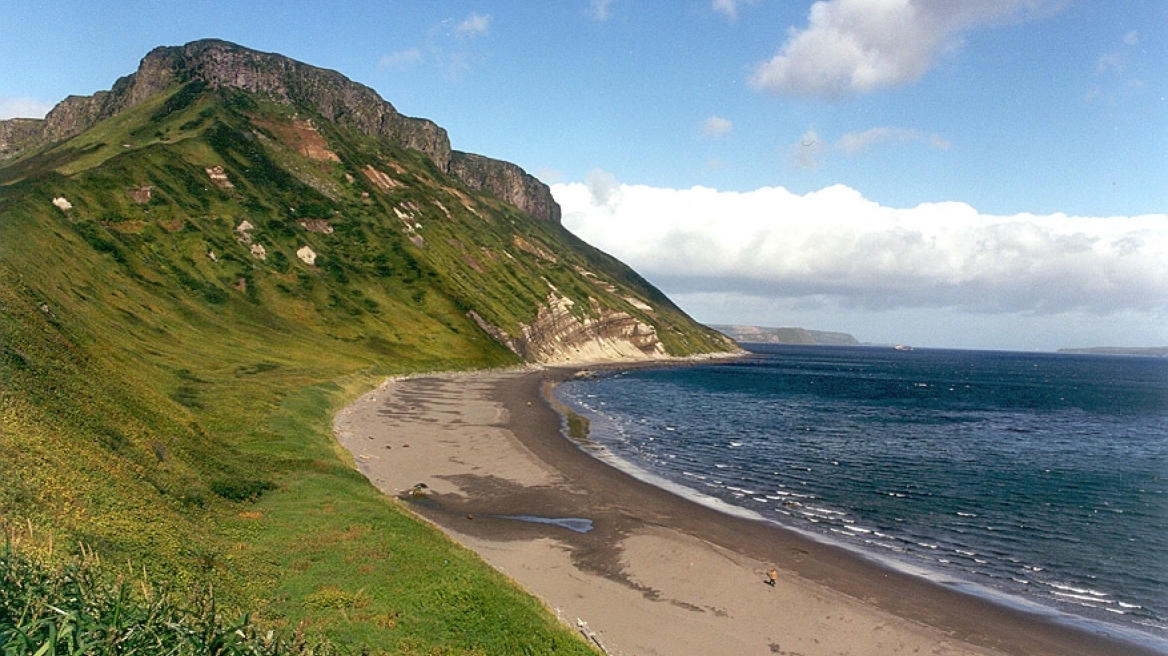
[553,345,1168,646]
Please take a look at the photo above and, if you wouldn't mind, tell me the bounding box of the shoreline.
[334,364,1162,656]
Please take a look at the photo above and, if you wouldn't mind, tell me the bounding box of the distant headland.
[711,324,860,346]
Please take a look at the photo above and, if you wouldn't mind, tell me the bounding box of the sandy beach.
[333,367,1158,656]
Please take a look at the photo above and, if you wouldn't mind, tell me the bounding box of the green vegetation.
[1,535,334,655]
[1,78,727,654]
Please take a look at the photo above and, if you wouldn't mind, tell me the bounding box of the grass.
[0,530,338,655]
[0,78,731,654]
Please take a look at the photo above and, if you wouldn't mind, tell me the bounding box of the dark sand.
[335,366,1162,656]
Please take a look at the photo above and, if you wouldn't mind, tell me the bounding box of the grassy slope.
[0,82,732,653]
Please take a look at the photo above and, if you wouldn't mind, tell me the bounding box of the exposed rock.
[362,165,402,191]
[296,245,317,265]
[512,235,557,263]
[51,197,73,211]
[298,219,333,234]
[249,243,267,260]
[127,186,152,204]
[206,165,234,189]
[0,118,46,160]
[469,294,668,364]
[623,297,653,312]
[234,220,254,243]
[449,151,561,223]
[281,117,340,161]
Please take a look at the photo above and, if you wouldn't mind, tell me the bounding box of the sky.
[1,1,1165,351]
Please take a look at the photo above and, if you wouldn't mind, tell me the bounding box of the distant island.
[711,325,861,346]
[1057,346,1167,357]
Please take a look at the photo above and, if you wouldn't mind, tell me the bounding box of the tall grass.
[0,529,335,655]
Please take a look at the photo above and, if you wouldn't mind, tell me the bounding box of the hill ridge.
[0,38,560,223]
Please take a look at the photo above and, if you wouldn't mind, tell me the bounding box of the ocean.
[553,345,1168,645]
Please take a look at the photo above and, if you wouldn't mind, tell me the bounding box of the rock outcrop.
[1,39,561,223]
[469,294,668,364]
[0,118,45,160]
[449,151,562,224]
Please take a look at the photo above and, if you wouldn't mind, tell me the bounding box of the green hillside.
[0,42,729,654]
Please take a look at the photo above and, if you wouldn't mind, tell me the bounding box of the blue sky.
[2,1,1165,350]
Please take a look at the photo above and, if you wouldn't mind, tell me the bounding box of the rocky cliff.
[0,118,44,160]
[450,151,563,224]
[470,294,669,364]
[1,39,561,223]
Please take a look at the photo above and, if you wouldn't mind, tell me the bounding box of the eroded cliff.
[470,294,669,364]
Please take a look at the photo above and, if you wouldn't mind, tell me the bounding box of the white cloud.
[702,115,733,137]
[455,13,491,37]
[837,126,949,154]
[750,0,1061,100]
[591,0,615,21]
[1095,51,1125,76]
[1123,29,1139,46]
[553,179,1168,322]
[0,97,54,120]
[791,128,828,169]
[378,48,423,68]
[712,0,757,21]
[791,126,948,168]
[537,167,564,184]
[584,168,621,208]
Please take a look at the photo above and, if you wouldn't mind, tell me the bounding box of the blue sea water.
[553,345,1168,643]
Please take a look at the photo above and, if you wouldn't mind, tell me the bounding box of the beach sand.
[333,367,1157,656]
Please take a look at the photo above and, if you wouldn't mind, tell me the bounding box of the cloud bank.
[553,177,1168,320]
[750,0,1060,100]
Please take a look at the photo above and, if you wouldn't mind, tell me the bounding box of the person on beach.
[766,568,778,586]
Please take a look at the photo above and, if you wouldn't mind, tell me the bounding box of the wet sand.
[333,367,1160,656]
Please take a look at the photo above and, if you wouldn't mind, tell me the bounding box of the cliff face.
[0,118,45,160]
[470,294,669,364]
[3,39,560,223]
[449,151,562,224]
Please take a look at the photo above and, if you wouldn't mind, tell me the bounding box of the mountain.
[3,40,558,223]
[0,39,733,650]
[1,38,732,365]
[712,324,860,346]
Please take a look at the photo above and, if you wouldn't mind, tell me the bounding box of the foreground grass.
[0,536,335,655]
